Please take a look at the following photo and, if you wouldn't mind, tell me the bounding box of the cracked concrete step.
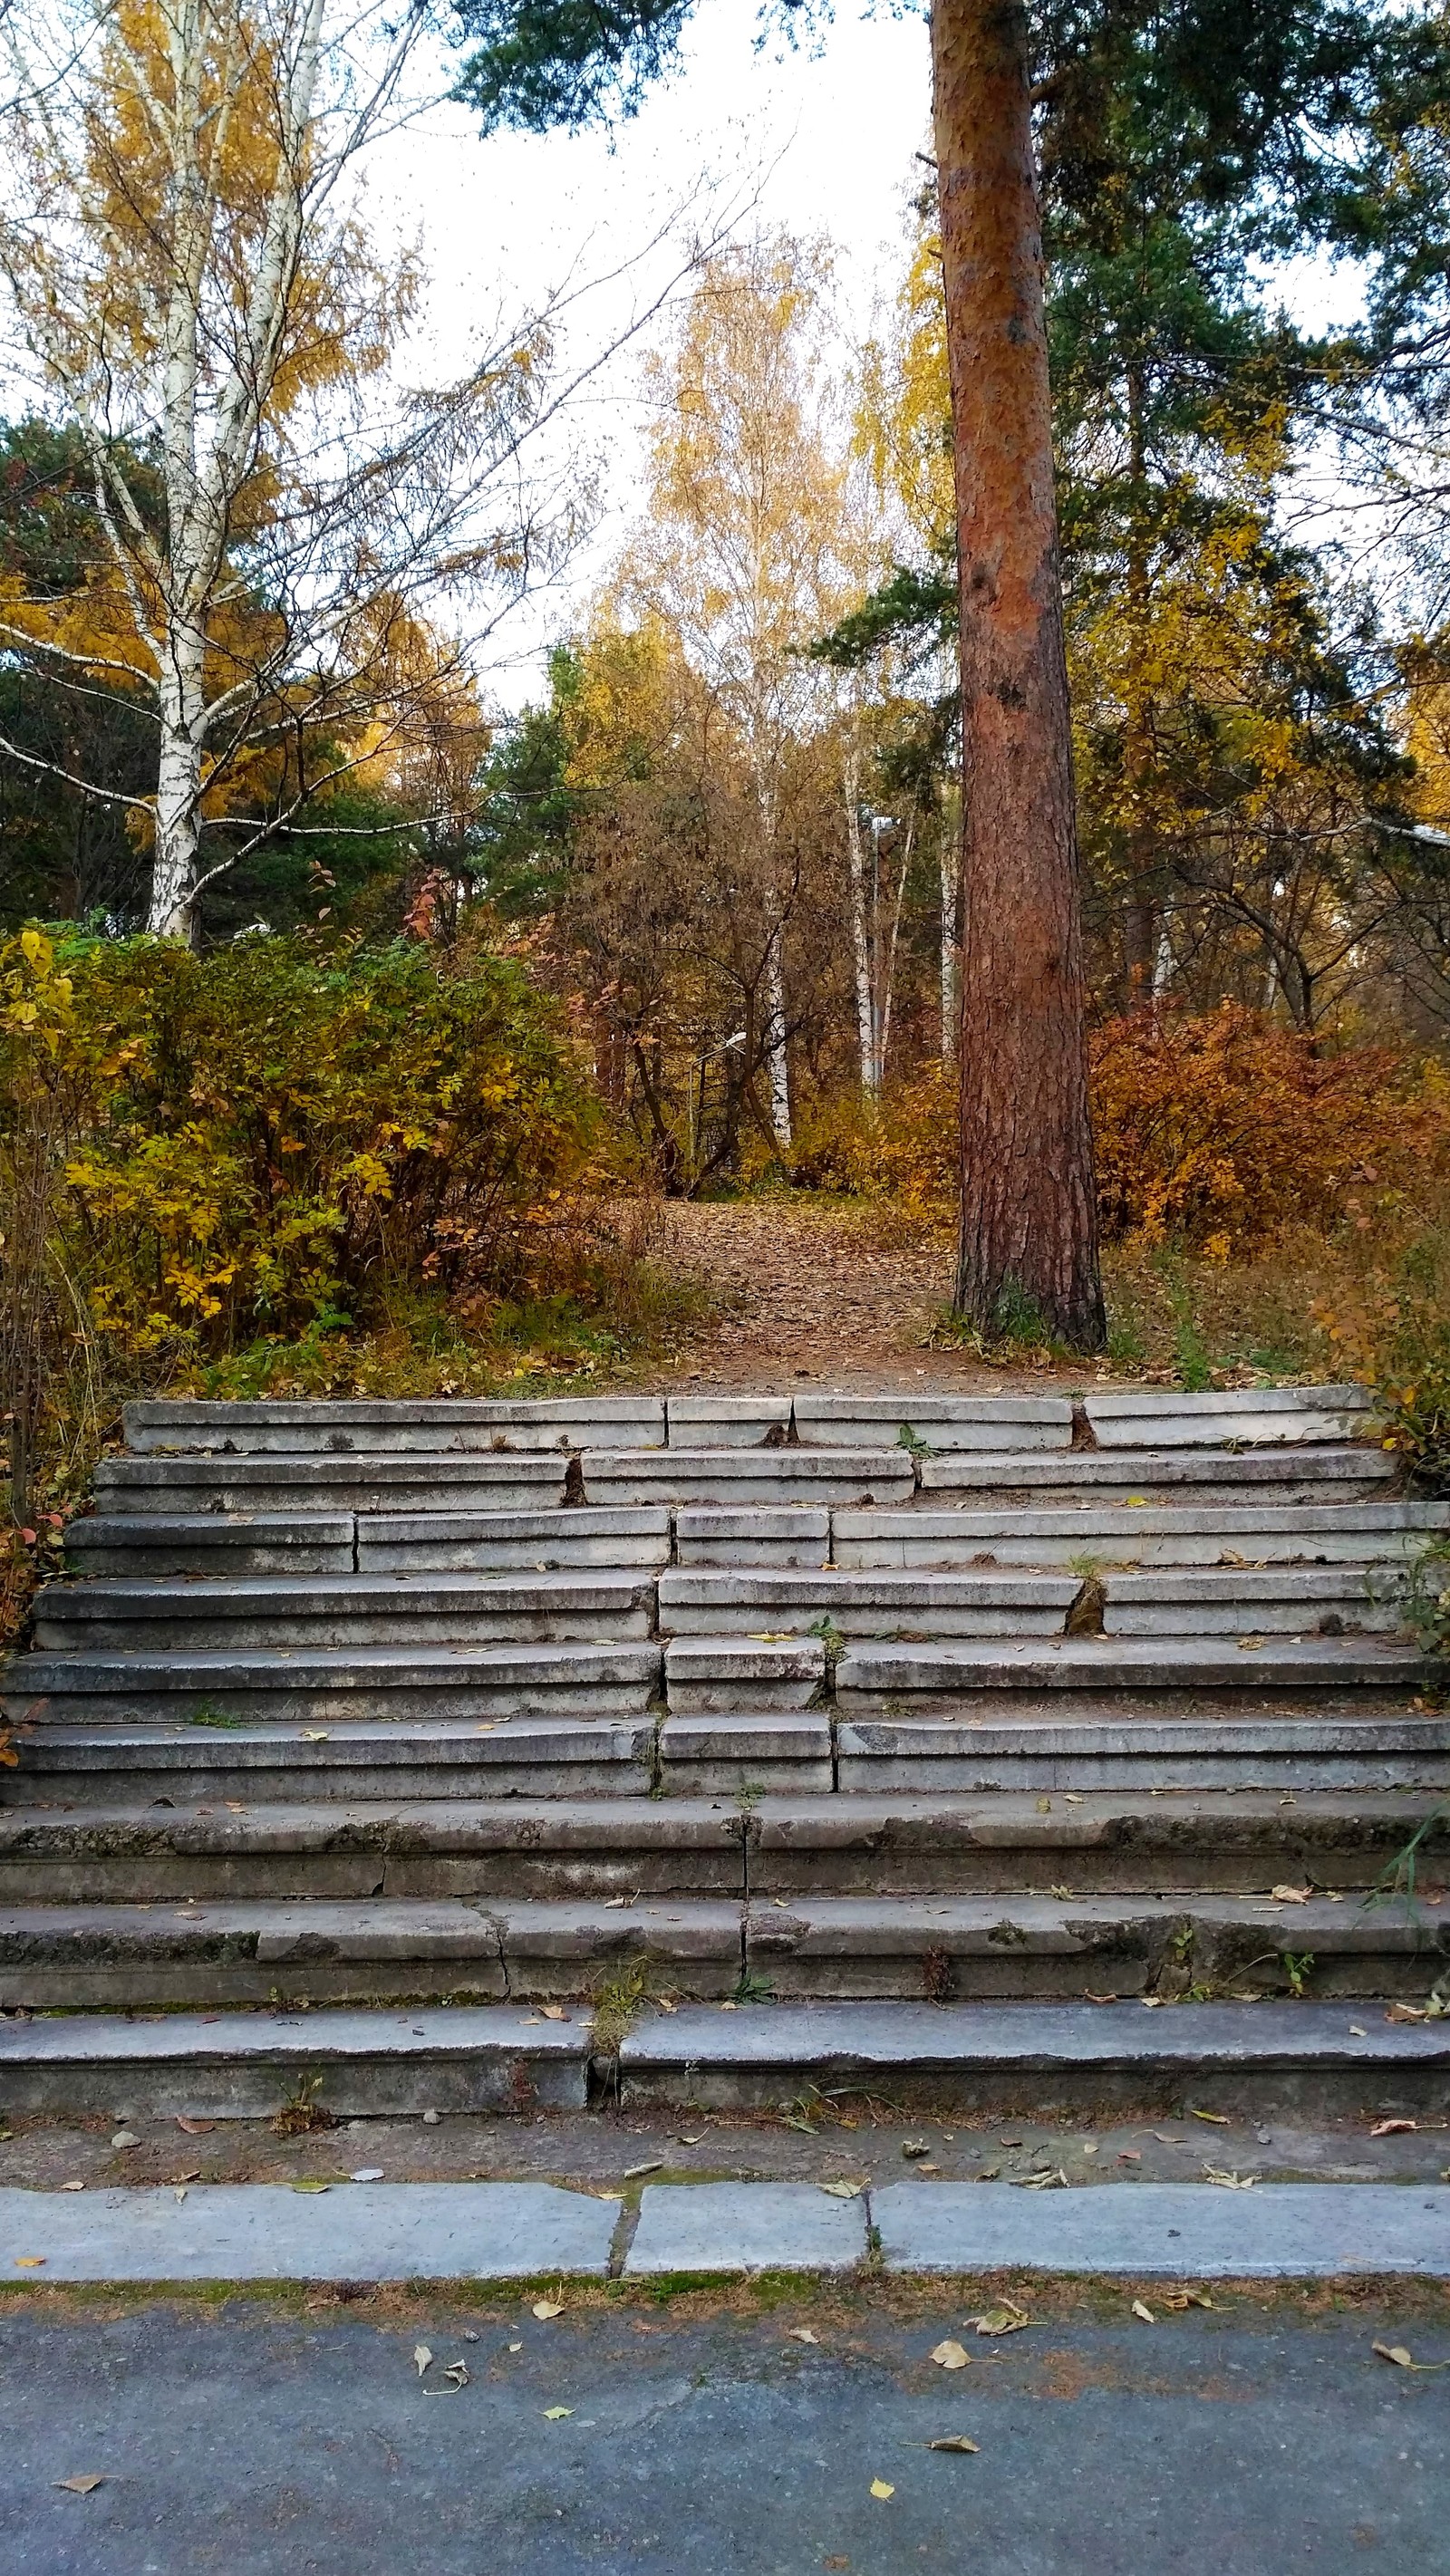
[615,1997,1450,2117]
[0,1719,657,1805]
[834,1633,1430,1719]
[2,1642,662,1726]
[64,1515,356,1577]
[835,1710,1450,1792]
[739,1889,1449,2000]
[0,1895,743,2008]
[658,1567,1079,1636]
[663,1635,826,1713]
[0,1796,750,1901]
[94,1452,571,1514]
[33,1571,658,1652]
[356,1509,672,1572]
[917,1446,1397,1506]
[791,1393,1072,1450]
[0,2004,593,2119]
[1084,1385,1375,1448]
[741,1789,1450,1895]
[1098,1567,1411,1636]
[664,1395,792,1446]
[123,1396,665,1453]
[657,1713,834,1796]
[833,1501,1450,1568]
[584,1446,915,1508]
[674,1509,830,1567]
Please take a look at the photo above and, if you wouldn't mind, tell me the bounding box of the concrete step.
[32,1571,658,1652]
[674,1508,830,1567]
[664,1395,792,1446]
[94,1452,570,1514]
[122,1395,665,1452]
[356,1509,672,1571]
[1085,1384,1374,1448]
[1099,1568,1410,1636]
[918,1446,1397,1506]
[657,1567,1079,1635]
[834,1632,1430,1719]
[0,1795,749,1901]
[791,1393,1072,1450]
[2,1641,662,1725]
[740,1887,1449,2000]
[0,2003,593,2118]
[3,1785,1438,1902]
[663,1635,826,1713]
[834,1501,1449,1568]
[740,1788,1450,1894]
[0,1718,657,1804]
[616,1998,1450,2118]
[64,1515,355,1577]
[836,1711,1450,1792]
[0,1895,743,2008]
[584,1446,916,1508]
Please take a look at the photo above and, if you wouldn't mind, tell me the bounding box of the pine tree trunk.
[931,0,1105,1348]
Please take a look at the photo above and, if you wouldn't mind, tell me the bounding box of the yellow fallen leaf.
[1132,2300,1156,2323]
[413,2344,433,2378]
[820,2180,863,2199]
[928,2436,981,2454]
[54,2476,103,2494]
[543,2407,574,2420]
[1190,2109,1231,2125]
[1373,2340,1450,2371]
[870,2479,894,2500]
[931,2340,971,2369]
[532,2298,566,2320]
[965,2300,1029,2336]
[1271,1885,1312,1904]
[1204,2166,1256,2188]
[291,2180,330,2195]
[14,2256,45,2268]
[1163,2291,1213,2311]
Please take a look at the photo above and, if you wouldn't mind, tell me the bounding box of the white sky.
[366,5,935,708]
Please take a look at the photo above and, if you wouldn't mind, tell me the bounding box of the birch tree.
[0,0,575,936]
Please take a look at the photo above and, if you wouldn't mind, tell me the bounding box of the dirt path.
[640,1199,1092,1393]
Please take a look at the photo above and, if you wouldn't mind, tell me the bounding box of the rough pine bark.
[932,0,1106,1347]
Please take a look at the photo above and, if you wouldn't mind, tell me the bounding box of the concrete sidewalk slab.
[625,2180,868,2273]
[873,2180,1450,2275]
[0,2180,619,2280]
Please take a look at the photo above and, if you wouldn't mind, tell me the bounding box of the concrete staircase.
[5,1383,1450,2123]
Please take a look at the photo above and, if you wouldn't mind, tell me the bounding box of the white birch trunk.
[940,831,958,1060]
[843,741,875,1095]
[764,928,791,1146]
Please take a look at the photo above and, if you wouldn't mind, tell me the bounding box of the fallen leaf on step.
[624,2160,664,2180]
[1064,1792,1085,1804]
[413,2345,432,2378]
[1204,2166,1256,2188]
[300,1730,330,1741]
[1373,2341,1450,2371]
[173,2186,188,2204]
[1036,1797,1052,1814]
[290,2180,330,2194]
[1371,2118,1418,2137]
[1348,2026,1368,2038]
[1191,2109,1232,2125]
[869,2479,894,2500]
[965,2301,1029,2336]
[225,1801,246,1813]
[654,1996,679,2014]
[1012,2168,1068,2189]
[1117,2149,1141,2163]
[1132,2301,1155,2323]
[53,2476,104,2494]
[903,2138,931,2159]
[677,2133,703,2147]
[1237,1635,1266,1651]
[1271,1886,1312,1905]
[61,2181,83,2193]
[1084,1992,1118,2004]
[176,2117,214,2135]
[14,2256,45,2268]
[820,2180,863,2199]
[1153,2134,1184,2147]
[603,1896,631,1910]
[543,2407,574,2420]
[351,2168,384,2183]
[931,2340,971,2369]
[788,2327,819,2345]
[1386,2002,1427,2022]
[536,2005,569,2022]
[928,2436,981,2454]
[532,2297,566,2320]
[1162,2291,1213,2311]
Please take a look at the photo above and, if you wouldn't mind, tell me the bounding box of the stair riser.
[14,1684,657,1725]
[836,1687,1425,1721]
[1105,1608,1406,1636]
[68,1544,355,1577]
[839,1753,1450,1792]
[34,1609,655,1651]
[920,1478,1392,1509]
[616,2063,1448,2119]
[838,1535,1434,1568]
[0,1853,748,1901]
[1,1756,656,1803]
[662,1608,1070,1638]
[358,1540,670,1571]
[0,2056,587,2119]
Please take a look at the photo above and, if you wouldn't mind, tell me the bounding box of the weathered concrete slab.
[872,2180,1450,2275]
[0,2003,590,2117]
[358,1509,672,1572]
[491,1897,742,1997]
[658,1568,1077,1636]
[674,1509,831,1567]
[659,1713,834,1796]
[625,2180,867,2273]
[836,1711,1450,1793]
[3,1641,662,1727]
[585,1448,915,1510]
[833,1501,1450,1569]
[917,1447,1396,1504]
[33,1571,659,1654]
[664,1636,826,1713]
[794,1393,1072,1451]
[1100,1567,1409,1636]
[1085,1385,1375,1451]
[123,1396,665,1453]
[664,1396,792,1447]
[0,1718,659,1809]
[834,1632,1429,1719]
[0,1895,512,2008]
[64,1516,355,1577]
[0,2180,620,2279]
[95,1453,571,1514]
